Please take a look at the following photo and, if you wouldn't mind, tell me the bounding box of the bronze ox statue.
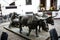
[19,15,39,37]
[38,13,58,32]
[9,12,58,37]
[9,12,19,28]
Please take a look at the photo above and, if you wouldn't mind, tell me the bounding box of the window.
[26,12,33,14]
[50,0,57,10]
[10,2,15,6]
[26,0,32,5]
[0,4,1,11]
[26,12,33,16]
[40,0,46,10]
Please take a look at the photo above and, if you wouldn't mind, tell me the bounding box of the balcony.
[6,6,17,9]
[38,10,59,12]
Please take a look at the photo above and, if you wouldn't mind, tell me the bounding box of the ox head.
[46,13,58,25]
[46,17,54,25]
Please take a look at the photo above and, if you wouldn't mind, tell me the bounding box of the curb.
[4,27,31,40]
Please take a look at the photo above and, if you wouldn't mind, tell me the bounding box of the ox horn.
[33,13,43,17]
[52,13,58,17]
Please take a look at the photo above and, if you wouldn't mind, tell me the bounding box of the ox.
[38,13,58,32]
[9,12,19,28]
[19,14,39,37]
[9,12,58,37]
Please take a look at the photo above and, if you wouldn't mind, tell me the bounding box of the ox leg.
[39,26,41,32]
[9,22,12,28]
[46,24,49,31]
[36,27,39,37]
[42,22,48,32]
[19,24,22,33]
[9,24,11,28]
[20,27,22,33]
[27,28,31,36]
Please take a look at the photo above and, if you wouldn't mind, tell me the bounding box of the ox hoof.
[9,27,11,29]
[46,28,49,30]
[20,32,22,34]
[44,30,48,32]
[39,30,41,32]
[26,33,29,36]
[36,35,39,37]
[20,31,22,34]
[43,29,48,32]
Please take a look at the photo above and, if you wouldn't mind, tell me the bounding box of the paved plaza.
[0,19,60,40]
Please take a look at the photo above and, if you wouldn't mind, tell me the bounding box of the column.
[46,0,50,10]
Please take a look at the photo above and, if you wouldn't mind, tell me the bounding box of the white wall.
[0,0,40,16]
[0,0,60,18]
[0,0,18,15]
[52,0,60,18]
[46,0,50,10]
[16,0,40,15]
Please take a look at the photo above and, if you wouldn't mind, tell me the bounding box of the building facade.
[0,0,60,18]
